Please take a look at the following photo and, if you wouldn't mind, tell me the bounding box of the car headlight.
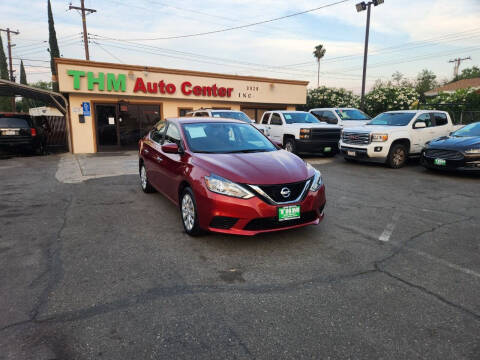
[371,133,388,142]
[300,128,311,139]
[204,174,254,199]
[465,148,480,154]
[307,163,323,192]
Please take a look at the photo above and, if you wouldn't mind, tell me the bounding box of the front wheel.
[387,144,407,168]
[284,138,296,154]
[180,187,202,236]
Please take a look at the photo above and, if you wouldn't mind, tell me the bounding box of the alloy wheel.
[182,193,195,231]
[393,148,405,166]
[140,165,147,190]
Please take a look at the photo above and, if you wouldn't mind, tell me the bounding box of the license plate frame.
[324,146,332,153]
[434,158,446,166]
[2,130,17,136]
[347,150,356,157]
[278,205,301,222]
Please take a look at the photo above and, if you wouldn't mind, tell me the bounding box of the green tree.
[456,66,480,81]
[0,34,12,111]
[313,44,326,88]
[17,60,30,112]
[303,86,360,110]
[48,0,60,92]
[415,69,438,102]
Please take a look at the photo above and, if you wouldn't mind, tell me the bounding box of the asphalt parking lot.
[1,152,479,359]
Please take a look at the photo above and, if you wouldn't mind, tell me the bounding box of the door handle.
[144,149,149,154]
[155,156,163,162]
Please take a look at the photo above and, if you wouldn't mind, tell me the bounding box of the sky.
[1,0,480,94]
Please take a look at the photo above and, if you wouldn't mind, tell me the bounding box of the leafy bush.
[302,86,360,110]
[364,85,420,116]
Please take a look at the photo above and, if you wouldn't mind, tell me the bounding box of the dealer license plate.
[2,130,17,135]
[347,151,356,157]
[434,158,446,166]
[278,205,300,222]
[324,147,332,152]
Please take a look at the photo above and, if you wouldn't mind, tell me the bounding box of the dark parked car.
[0,113,47,154]
[421,122,480,172]
[138,117,326,236]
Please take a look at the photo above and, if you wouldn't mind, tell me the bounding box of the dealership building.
[56,58,308,153]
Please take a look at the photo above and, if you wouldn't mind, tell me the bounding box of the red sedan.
[138,117,326,236]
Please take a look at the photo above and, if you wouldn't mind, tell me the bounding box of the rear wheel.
[284,138,296,154]
[180,187,202,236]
[140,163,156,193]
[387,144,407,168]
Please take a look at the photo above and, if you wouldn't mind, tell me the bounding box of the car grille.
[248,179,309,204]
[244,211,318,231]
[425,149,464,160]
[342,131,370,145]
[311,128,341,141]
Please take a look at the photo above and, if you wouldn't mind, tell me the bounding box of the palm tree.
[313,44,326,88]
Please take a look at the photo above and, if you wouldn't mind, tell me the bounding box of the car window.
[211,111,251,123]
[261,113,271,124]
[0,117,31,128]
[415,113,433,127]
[151,120,167,143]
[323,111,338,124]
[433,113,448,126]
[270,113,282,125]
[310,111,323,121]
[195,112,209,117]
[335,109,370,120]
[367,112,415,126]
[283,112,320,124]
[164,123,181,145]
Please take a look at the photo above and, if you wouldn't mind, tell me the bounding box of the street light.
[356,0,385,110]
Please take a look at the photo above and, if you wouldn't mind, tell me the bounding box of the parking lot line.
[379,211,401,242]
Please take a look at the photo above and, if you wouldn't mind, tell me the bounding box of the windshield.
[211,111,251,123]
[182,122,276,153]
[0,117,30,128]
[367,112,415,126]
[335,109,371,120]
[283,112,320,124]
[452,122,480,137]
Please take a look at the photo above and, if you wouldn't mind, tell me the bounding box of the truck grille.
[425,149,464,160]
[311,128,341,141]
[342,131,370,145]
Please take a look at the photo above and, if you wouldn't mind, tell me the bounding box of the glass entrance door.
[118,104,161,148]
[95,104,118,147]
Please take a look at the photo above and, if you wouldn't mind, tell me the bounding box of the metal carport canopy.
[0,79,72,152]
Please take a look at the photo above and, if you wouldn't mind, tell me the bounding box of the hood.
[344,125,404,133]
[341,120,369,128]
[428,136,480,150]
[192,150,313,185]
[287,123,341,130]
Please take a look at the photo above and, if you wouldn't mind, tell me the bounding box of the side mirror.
[414,121,426,129]
[162,143,180,154]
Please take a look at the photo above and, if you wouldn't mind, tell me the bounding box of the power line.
[95,0,352,41]
[449,57,471,78]
[92,41,125,64]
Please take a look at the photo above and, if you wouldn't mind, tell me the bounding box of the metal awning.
[0,79,72,151]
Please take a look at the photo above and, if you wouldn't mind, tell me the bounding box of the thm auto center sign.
[67,70,234,98]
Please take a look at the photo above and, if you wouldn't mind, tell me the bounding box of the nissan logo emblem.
[280,187,291,198]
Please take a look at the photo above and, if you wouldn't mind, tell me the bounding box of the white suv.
[309,108,371,128]
[186,109,253,123]
[339,110,454,168]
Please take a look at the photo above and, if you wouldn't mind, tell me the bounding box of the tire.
[180,187,202,236]
[387,143,407,169]
[284,138,296,154]
[140,163,156,193]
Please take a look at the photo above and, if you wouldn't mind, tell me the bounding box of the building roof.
[55,58,309,86]
[425,77,480,96]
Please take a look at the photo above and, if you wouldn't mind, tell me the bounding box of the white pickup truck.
[255,110,342,155]
[339,110,454,168]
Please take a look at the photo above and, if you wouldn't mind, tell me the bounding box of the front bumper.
[339,141,389,162]
[295,139,339,154]
[195,185,326,235]
[422,152,480,171]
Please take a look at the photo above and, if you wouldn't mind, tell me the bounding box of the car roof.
[310,108,358,111]
[189,109,242,113]
[383,110,447,114]
[170,117,246,124]
[264,110,307,113]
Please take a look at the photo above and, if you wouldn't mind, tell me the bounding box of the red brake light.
[31,128,37,136]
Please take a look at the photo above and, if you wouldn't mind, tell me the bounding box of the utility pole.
[0,28,20,111]
[68,0,96,60]
[449,57,471,79]
[355,0,384,110]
